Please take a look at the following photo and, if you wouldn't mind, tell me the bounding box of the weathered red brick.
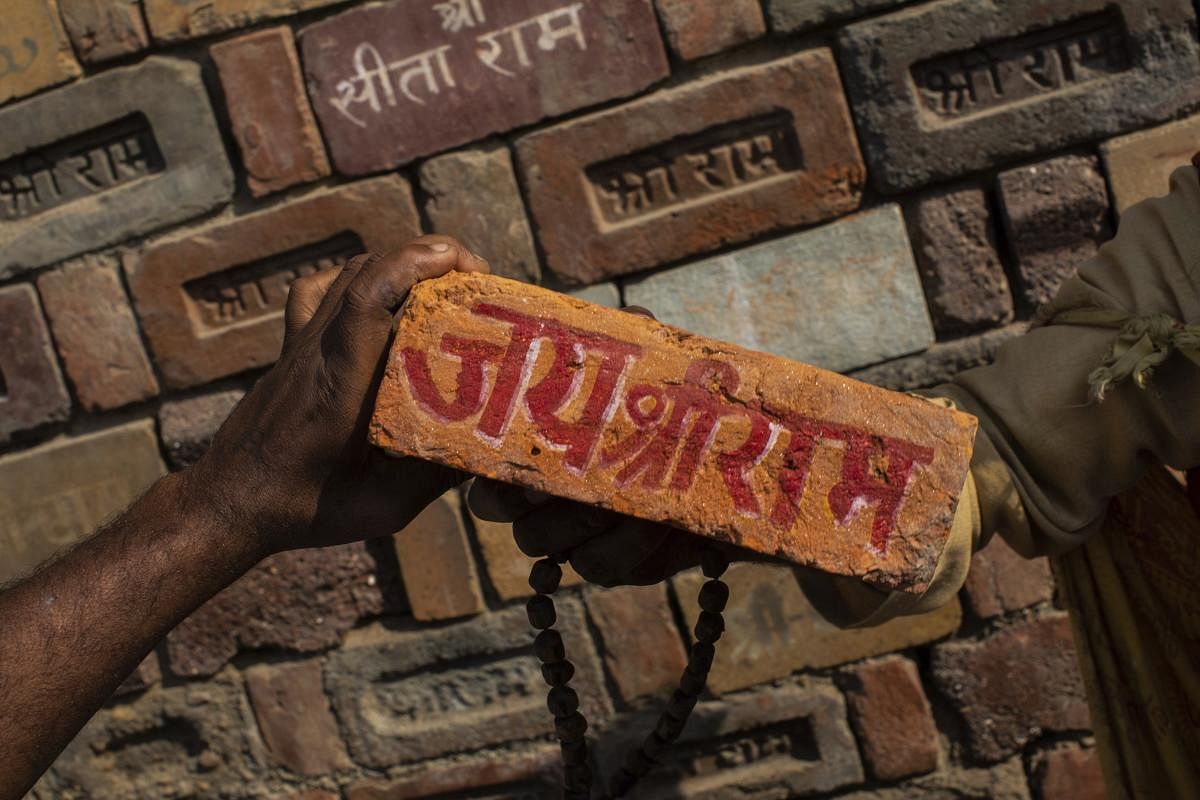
[585,583,688,702]
[57,0,149,63]
[843,656,940,781]
[0,284,70,444]
[157,389,245,470]
[0,0,81,105]
[655,0,766,60]
[244,660,352,775]
[300,0,668,174]
[931,614,1090,762]
[372,273,976,594]
[997,155,1112,308]
[515,49,865,283]
[420,143,540,283]
[166,542,402,677]
[1103,113,1200,213]
[345,746,559,800]
[37,253,160,412]
[127,176,420,389]
[674,563,961,694]
[394,490,486,621]
[142,0,346,43]
[469,508,583,600]
[1033,745,1106,800]
[910,186,1013,335]
[284,791,339,800]
[113,652,162,697]
[211,26,331,197]
[962,533,1053,619]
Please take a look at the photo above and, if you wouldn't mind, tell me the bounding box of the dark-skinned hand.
[466,306,748,587]
[184,234,489,558]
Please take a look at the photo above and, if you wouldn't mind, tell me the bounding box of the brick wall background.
[5,0,1198,797]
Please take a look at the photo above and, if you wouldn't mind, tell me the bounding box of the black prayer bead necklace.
[526,550,730,799]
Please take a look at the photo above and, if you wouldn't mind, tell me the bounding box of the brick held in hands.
[370,273,977,594]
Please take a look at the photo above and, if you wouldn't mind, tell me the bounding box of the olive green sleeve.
[797,164,1200,625]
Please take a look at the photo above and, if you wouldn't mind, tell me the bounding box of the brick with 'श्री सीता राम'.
[370,273,977,593]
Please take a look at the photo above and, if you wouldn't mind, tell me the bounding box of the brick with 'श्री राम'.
[370,274,977,593]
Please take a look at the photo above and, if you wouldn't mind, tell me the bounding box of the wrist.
[165,468,270,576]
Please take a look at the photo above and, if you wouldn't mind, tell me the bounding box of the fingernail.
[523,489,551,505]
[428,242,451,252]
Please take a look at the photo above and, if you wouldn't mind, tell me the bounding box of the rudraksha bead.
[694,610,725,643]
[654,713,686,742]
[689,641,716,672]
[561,738,588,765]
[542,660,575,686]
[701,549,729,579]
[533,629,566,663]
[548,686,580,717]
[679,665,706,696]
[665,688,698,721]
[698,579,729,613]
[555,711,588,742]
[526,594,556,629]
[529,558,563,594]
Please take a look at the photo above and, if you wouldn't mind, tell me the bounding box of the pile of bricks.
[5,0,1197,796]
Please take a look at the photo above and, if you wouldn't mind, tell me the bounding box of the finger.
[569,519,673,587]
[468,478,549,522]
[622,305,657,320]
[301,252,375,335]
[284,268,342,348]
[324,236,489,382]
[511,501,622,558]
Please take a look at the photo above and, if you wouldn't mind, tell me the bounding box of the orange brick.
[371,274,976,593]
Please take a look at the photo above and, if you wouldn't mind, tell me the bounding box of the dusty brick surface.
[0,57,233,276]
[420,143,540,283]
[37,671,264,799]
[114,652,162,697]
[344,747,559,800]
[127,175,419,389]
[58,0,149,63]
[849,324,1027,392]
[835,757,1032,800]
[469,508,582,600]
[0,284,70,444]
[674,563,961,694]
[244,660,352,775]
[962,533,1053,619]
[326,600,611,767]
[910,187,1013,335]
[767,0,910,32]
[1103,112,1200,213]
[931,614,1090,762]
[211,26,331,197]
[372,273,975,593]
[998,155,1112,308]
[166,542,401,677]
[394,490,486,621]
[839,0,1200,192]
[0,0,81,105]
[142,0,346,42]
[1033,745,1106,800]
[585,582,688,702]
[516,49,865,283]
[595,679,864,798]
[624,205,934,373]
[655,0,765,60]
[843,656,940,781]
[301,0,668,174]
[158,389,245,470]
[0,420,164,585]
[37,254,160,412]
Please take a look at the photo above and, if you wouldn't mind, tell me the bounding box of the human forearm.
[0,470,262,799]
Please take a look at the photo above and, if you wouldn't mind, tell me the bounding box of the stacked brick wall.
[5,0,1197,796]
